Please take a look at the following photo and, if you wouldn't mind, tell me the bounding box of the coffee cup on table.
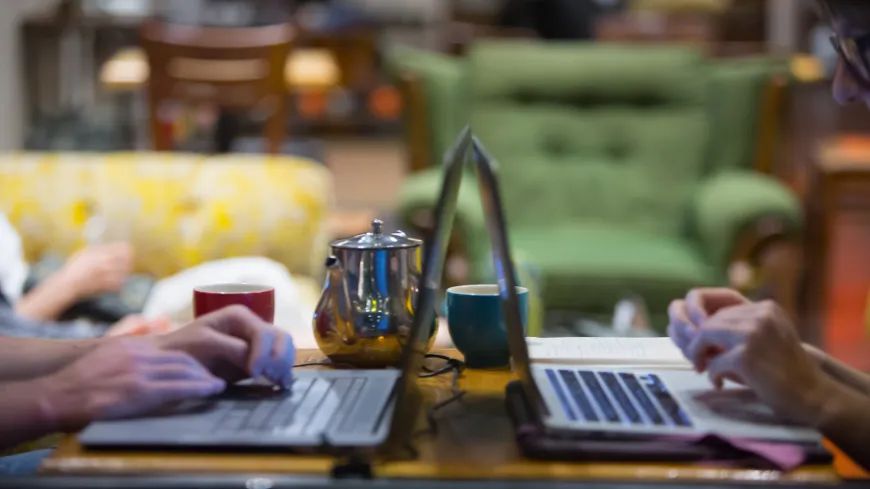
[193,283,275,322]
[446,284,528,369]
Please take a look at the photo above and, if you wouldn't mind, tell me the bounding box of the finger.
[146,364,224,386]
[706,347,745,389]
[667,322,691,358]
[685,288,748,326]
[266,331,295,388]
[249,329,275,379]
[197,306,274,376]
[199,305,265,341]
[203,331,250,377]
[149,380,227,404]
[149,317,173,334]
[667,300,694,352]
[152,350,212,373]
[684,327,746,372]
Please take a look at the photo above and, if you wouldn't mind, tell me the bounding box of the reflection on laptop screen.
[392,126,472,399]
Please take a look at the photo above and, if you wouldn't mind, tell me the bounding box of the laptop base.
[504,381,832,467]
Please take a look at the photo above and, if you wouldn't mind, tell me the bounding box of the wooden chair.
[595,11,720,54]
[140,20,294,154]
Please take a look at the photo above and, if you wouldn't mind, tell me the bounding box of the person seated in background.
[498,0,612,40]
[0,306,296,475]
[669,2,870,472]
[0,213,166,339]
[14,243,137,320]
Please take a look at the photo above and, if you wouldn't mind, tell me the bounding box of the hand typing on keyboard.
[666,288,834,427]
[155,305,296,388]
[34,306,297,433]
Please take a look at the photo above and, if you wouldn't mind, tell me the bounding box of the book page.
[526,337,691,367]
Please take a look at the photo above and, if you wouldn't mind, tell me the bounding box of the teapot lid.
[330,219,420,250]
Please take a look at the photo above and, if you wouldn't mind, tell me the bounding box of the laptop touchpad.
[687,388,803,427]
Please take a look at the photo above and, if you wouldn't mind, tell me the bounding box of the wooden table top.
[41,349,843,483]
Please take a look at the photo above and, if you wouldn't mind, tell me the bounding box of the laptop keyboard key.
[244,401,281,430]
[278,378,334,436]
[639,374,692,427]
[545,369,577,421]
[308,378,357,436]
[216,410,247,433]
[600,372,641,424]
[341,379,397,434]
[558,370,598,422]
[619,373,665,425]
[578,371,621,423]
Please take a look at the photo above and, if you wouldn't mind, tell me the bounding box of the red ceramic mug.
[193,283,275,323]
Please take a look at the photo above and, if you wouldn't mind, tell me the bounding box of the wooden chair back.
[595,12,719,53]
[140,20,293,153]
[395,70,431,174]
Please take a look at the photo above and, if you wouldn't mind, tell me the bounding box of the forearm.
[15,273,80,321]
[817,382,870,473]
[0,307,105,381]
[805,344,870,395]
[0,379,61,450]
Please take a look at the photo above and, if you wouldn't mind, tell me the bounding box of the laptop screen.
[390,127,546,438]
[390,126,472,409]
[470,136,546,415]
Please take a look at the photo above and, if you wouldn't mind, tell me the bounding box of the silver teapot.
[313,219,437,367]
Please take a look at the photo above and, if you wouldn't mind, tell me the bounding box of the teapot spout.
[324,255,356,344]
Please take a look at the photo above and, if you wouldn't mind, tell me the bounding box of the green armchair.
[389,42,801,332]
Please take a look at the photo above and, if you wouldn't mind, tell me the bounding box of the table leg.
[214,109,240,153]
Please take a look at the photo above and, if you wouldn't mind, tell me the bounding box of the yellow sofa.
[0,151,337,457]
[0,152,333,302]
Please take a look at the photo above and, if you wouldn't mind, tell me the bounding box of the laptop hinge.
[330,453,373,479]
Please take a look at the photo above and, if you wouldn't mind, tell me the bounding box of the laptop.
[454,129,822,446]
[77,130,473,452]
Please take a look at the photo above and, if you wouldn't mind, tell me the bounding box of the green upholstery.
[389,42,801,333]
[706,55,789,173]
[384,46,469,170]
[690,171,802,268]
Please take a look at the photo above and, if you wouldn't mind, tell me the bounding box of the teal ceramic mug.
[446,284,528,369]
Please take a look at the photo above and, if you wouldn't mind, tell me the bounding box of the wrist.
[46,270,88,304]
[808,376,848,430]
[31,375,74,433]
[802,343,826,365]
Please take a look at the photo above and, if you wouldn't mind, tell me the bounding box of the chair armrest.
[707,55,789,173]
[689,171,802,268]
[384,45,466,172]
[397,168,488,260]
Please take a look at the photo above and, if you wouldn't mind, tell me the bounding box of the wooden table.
[41,349,841,483]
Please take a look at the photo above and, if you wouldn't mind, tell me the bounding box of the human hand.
[153,306,295,388]
[669,288,827,372]
[59,242,133,298]
[106,315,173,337]
[667,288,750,356]
[682,300,834,426]
[40,338,225,430]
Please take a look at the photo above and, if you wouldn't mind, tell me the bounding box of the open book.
[526,337,692,369]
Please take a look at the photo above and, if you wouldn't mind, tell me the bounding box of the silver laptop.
[453,128,821,445]
[77,133,472,451]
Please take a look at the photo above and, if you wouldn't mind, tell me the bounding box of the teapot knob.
[371,219,384,234]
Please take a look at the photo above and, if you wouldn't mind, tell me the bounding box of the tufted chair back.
[467,42,711,239]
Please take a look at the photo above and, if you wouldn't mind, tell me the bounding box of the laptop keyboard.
[545,369,693,427]
[213,377,366,435]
